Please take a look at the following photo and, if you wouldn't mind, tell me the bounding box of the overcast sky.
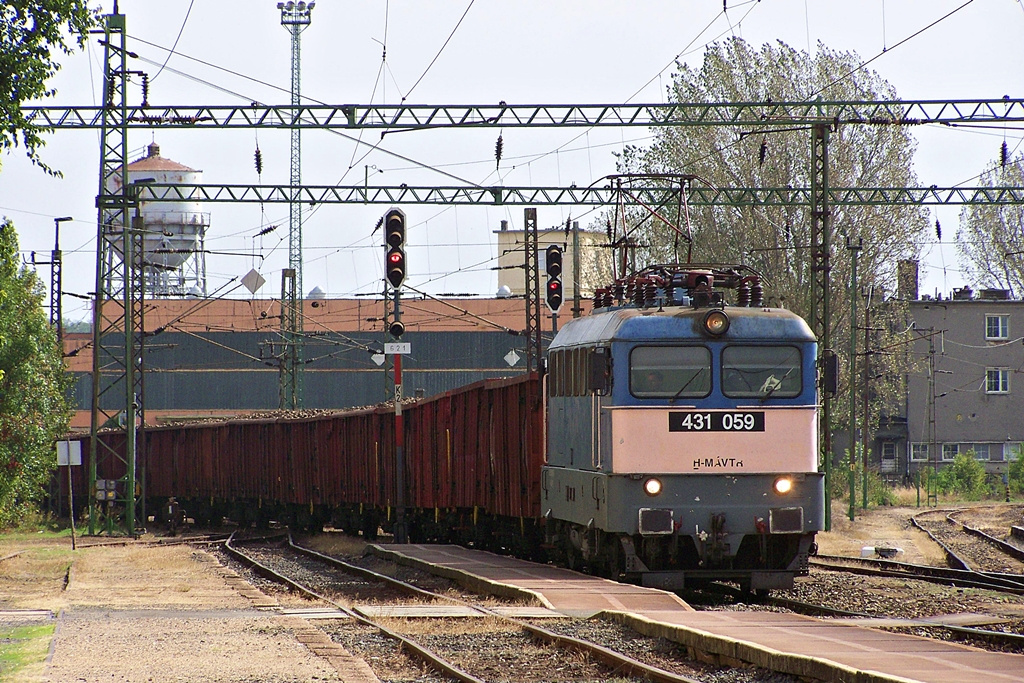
[2,0,1023,322]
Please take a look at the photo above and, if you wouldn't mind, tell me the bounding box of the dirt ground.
[1,503,1019,681]
[814,502,951,564]
[0,539,370,682]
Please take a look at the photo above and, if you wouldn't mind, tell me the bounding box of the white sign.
[240,268,266,295]
[57,440,82,467]
[384,342,411,355]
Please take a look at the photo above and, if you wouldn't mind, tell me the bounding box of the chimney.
[897,260,919,301]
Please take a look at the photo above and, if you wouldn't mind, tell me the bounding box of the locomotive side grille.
[769,507,804,533]
[638,508,674,535]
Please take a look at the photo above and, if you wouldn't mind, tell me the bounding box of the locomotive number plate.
[668,411,765,432]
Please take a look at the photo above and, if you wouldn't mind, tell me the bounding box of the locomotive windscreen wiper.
[669,370,705,403]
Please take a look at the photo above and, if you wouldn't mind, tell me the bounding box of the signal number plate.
[669,411,765,432]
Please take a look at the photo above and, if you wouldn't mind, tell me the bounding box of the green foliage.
[935,452,990,500]
[0,220,72,527]
[604,37,926,429]
[828,449,896,506]
[0,1,99,173]
[0,623,56,679]
[957,154,1024,292]
[1008,447,1024,496]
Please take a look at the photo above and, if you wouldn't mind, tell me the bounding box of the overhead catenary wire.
[402,0,475,101]
[149,0,195,82]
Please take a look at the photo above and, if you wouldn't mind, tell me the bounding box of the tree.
[1,1,98,174]
[956,154,1024,295]
[0,220,72,527]
[603,38,929,425]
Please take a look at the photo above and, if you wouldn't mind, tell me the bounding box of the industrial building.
[65,295,574,430]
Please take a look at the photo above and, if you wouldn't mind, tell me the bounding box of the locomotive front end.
[544,265,825,592]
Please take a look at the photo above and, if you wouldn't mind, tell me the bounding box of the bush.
[827,449,895,506]
[1009,448,1024,496]
[936,452,990,500]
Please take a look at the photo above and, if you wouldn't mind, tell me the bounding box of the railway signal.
[385,208,406,289]
[545,244,563,312]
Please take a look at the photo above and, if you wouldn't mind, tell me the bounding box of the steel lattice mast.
[278,0,313,409]
[88,11,145,536]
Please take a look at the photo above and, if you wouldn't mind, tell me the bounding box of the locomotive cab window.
[721,345,802,399]
[630,346,711,398]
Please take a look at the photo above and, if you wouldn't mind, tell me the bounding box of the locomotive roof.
[550,305,815,349]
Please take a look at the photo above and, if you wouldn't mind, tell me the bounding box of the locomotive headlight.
[702,309,730,336]
[773,476,794,495]
[643,478,663,497]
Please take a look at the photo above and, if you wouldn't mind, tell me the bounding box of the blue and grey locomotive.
[543,265,825,592]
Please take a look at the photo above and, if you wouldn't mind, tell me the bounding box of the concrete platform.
[369,543,693,617]
[352,604,564,619]
[371,543,1024,683]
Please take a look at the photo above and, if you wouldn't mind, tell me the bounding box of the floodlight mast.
[278,0,313,409]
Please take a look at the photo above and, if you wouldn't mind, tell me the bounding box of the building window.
[986,368,1010,394]
[986,314,1009,340]
[972,443,990,461]
[1009,444,1024,461]
[910,443,929,461]
[942,443,959,461]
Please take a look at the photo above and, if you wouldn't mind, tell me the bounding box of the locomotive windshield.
[630,346,711,398]
[721,345,802,399]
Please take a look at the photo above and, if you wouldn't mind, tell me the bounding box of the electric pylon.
[278,0,313,408]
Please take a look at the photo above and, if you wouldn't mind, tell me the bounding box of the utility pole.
[523,208,541,373]
[861,284,874,510]
[571,221,582,319]
[278,0,313,409]
[847,237,861,521]
[810,117,834,530]
[33,216,72,521]
[927,331,938,506]
[50,217,72,343]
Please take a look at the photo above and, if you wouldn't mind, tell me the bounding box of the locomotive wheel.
[563,533,583,572]
[603,536,625,581]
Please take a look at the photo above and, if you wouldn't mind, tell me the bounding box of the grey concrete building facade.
[905,286,1024,480]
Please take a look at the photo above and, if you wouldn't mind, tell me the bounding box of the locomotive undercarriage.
[546,517,814,591]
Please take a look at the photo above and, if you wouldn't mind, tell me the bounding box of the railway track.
[787,512,1024,653]
[221,533,728,683]
[810,554,1024,593]
[911,508,1024,573]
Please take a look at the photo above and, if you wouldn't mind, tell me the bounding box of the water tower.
[106,142,210,297]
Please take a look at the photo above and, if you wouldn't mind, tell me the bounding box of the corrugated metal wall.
[71,329,530,411]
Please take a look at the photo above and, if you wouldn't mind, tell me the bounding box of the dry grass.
[0,546,72,610]
[816,503,949,565]
[377,615,519,635]
[299,531,368,558]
